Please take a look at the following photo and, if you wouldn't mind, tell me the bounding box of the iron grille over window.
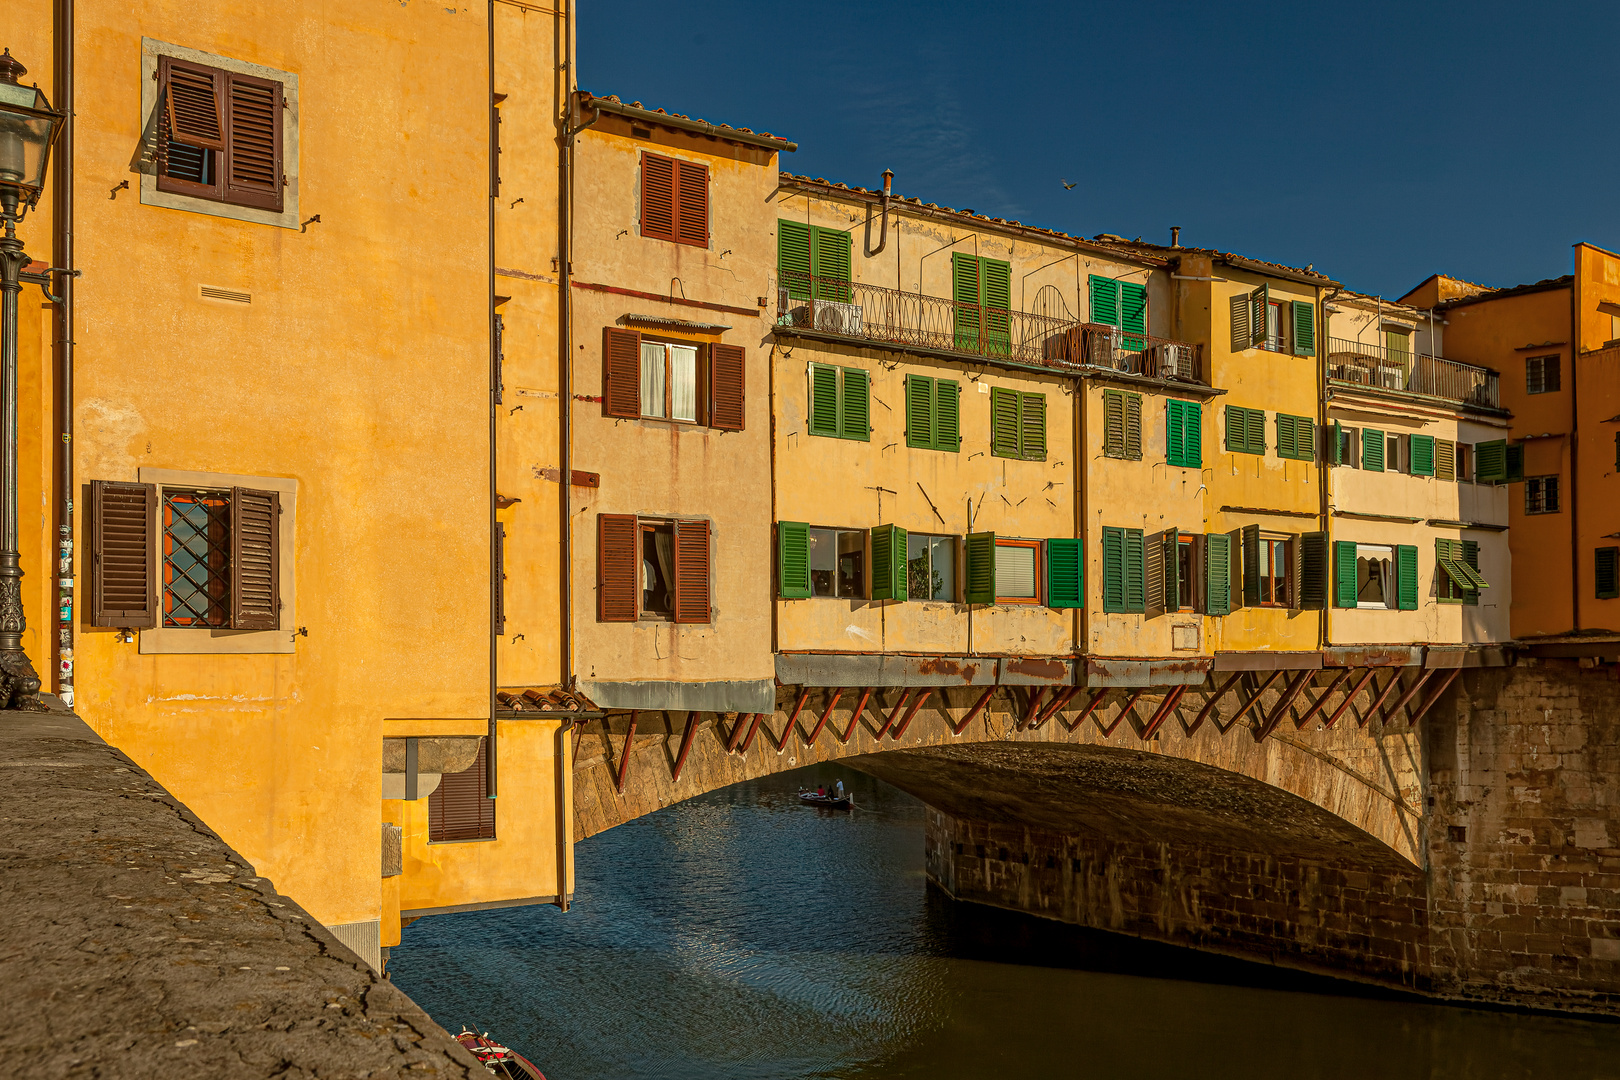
[162,490,230,627]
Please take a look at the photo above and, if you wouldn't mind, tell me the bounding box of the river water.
[392,764,1620,1080]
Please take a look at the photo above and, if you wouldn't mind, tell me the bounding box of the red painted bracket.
[1323,668,1378,729]
[1098,688,1146,736]
[1364,669,1407,726]
[1186,672,1241,736]
[839,688,874,743]
[952,687,996,735]
[738,712,764,753]
[1138,685,1187,741]
[890,688,933,741]
[1016,687,1050,731]
[671,711,699,783]
[614,711,638,795]
[1380,669,1434,726]
[725,712,753,753]
[804,688,843,746]
[775,687,812,751]
[1031,686,1081,730]
[1224,670,1283,733]
[876,689,912,739]
[1062,689,1109,732]
[1253,670,1314,742]
[1293,668,1351,730]
[1407,667,1461,725]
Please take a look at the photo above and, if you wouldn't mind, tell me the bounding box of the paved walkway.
[0,710,483,1079]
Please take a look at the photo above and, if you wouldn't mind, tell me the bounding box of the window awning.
[1438,556,1489,590]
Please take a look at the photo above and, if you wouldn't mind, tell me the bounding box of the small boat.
[797,788,853,810]
[455,1027,547,1079]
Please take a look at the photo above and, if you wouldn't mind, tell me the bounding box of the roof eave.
[580,95,797,153]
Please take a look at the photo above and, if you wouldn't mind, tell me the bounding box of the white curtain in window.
[654,530,674,596]
[995,544,1036,599]
[669,344,698,422]
[641,343,667,418]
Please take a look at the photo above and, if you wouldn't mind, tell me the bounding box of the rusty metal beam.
[738,712,764,753]
[1227,670,1285,732]
[890,688,934,741]
[670,712,698,783]
[725,712,752,753]
[775,687,812,751]
[839,688,873,743]
[1323,668,1378,729]
[952,687,997,735]
[803,688,843,747]
[1380,669,1434,726]
[876,689,912,739]
[1406,667,1462,726]
[1292,668,1351,730]
[614,711,638,795]
[1017,687,1050,731]
[1363,669,1408,726]
[1031,686,1081,730]
[1098,688,1146,736]
[1137,685,1187,741]
[1253,670,1314,742]
[1186,672,1241,736]
[1062,689,1110,732]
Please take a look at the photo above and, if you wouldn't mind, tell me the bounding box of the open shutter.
[429,737,495,842]
[808,363,840,437]
[1046,538,1083,609]
[1119,281,1148,349]
[1229,293,1251,353]
[1225,405,1245,452]
[871,524,907,601]
[710,344,746,431]
[1334,541,1358,608]
[840,367,870,440]
[160,56,225,150]
[597,514,638,622]
[1475,439,1506,482]
[1462,540,1483,605]
[812,226,853,301]
[1435,439,1455,482]
[1020,393,1047,460]
[1362,427,1386,471]
[1241,524,1260,606]
[965,532,996,605]
[1101,527,1125,612]
[672,519,711,623]
[778,521,811,599]
[1090,276,1122,328]
[1504,442,1524,483]
[1103,390,1126,457]
[223,72,283,212]
[990,388,1020,458]
[1597,548,1620,600]
[905,375,935,449]
[1396,544,1419,610]
[673,159,709,246]
[1205,533,1231,616]
[1249,284,1269,346]
[1300,531,1326,609]
[936,381,961,451]
[494,523,506,635]
[1329,420,1344,465]
[1166,401,1186,468]
[603,327,642,418]
[1162,530,1180,610]
[1183,402,1202,468]
[778,219,812,300]
[1410,434,1436,477]
[1124,529,1146,613]
[1296,418,1315,461]
[91,480,157,628]
[1293,300,1316,356]
[641,153,677,241]
[229,487,280,630]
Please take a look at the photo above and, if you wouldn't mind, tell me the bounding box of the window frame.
[638,520,677,620]
[1525,475,1561,514]
[905,532,960,602]
[637,337,706,425]
[1257,534,1293,608]
[806,525,867,600]
[1175,534,1199,613]
[992,538,1043,605]
[1354,543,1395,610]
[1526,355,1561,395]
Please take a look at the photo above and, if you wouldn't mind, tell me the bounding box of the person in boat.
[816,785,826,797]
[835,780,845,799]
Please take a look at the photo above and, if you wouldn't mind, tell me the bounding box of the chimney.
[1170,226,1181,248]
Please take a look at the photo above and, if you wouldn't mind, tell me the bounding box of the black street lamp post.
[0,48,65,711]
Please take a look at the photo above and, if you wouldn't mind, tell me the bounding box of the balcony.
[775,274,1205,384]
[1327,337,1500,410]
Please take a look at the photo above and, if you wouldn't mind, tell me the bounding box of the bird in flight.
[1061,179,1077,189]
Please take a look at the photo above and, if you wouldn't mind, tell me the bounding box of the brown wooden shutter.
[160,56,225,150]
[598,514,638,622]
[494,522,506,635]
[672,519,711,624]
[673,159,709,247]
[602,327,642,418]
[709,343,745,431]
[428,737,495,842]
[222,72,284,211]
[91,480,157,628]
[641,152,677,242]
[229,487,280,630]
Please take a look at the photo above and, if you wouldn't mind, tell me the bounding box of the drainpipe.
[52,0,73,707]
[863,168,891,258]
[1318,285,1339,651]
[486,0,499,799]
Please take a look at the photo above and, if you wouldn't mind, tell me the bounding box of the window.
[905,534,958,601]
[993,540,1040,603]
[428,738,495,843]
[155,54,284,213]
[1241,528,1294,607]
[601,328,746,431]
[162,490,230,626]
[1275,413,1315,461]
[598,514,710,623]
[778,220,851,301]
[1266,300,1286,352]
[1386,329,1412,368]
[1101,526,1146,614]
[1475,439,1522,484]
[1527,355,1561,394]
[990,387,1046,461]
[954,254,1013,355]
[1170,533,1198,611]
[1228,284,1314,356]
[1328,422,1356,466]
[1089,275,1148,351]
[1166,400,1202,468]
[961,534,1079,607]
[1386,434,1404,474]
[1225,405,1266,454]
[905,375,962,451]
[1526,476,1560,514]
[1457,443,1473,483]
[641,152,708,246]
[1333,539,1411,609]
[1354,544,1394,609]
[1436,538,1488,604]
[1293,300,1316,357]
[807,363,871,441]
[1103,390,1142,460]
[778,523,864,599]
[1597,547,1620,600]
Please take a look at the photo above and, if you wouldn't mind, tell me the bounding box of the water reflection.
[392,765,1620,1080]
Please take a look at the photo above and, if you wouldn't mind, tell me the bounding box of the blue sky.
[579,0,1620,299]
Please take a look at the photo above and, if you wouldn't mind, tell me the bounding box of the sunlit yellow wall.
[1573,244,1620,632]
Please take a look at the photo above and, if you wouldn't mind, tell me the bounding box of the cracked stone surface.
[0,712,485,1080]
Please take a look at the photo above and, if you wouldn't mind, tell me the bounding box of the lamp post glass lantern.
[0,48,65,712]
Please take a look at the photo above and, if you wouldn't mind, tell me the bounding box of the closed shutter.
[1124,393,1142,460]
[936,381,961,451]
[1119,281,1148,350]
[990,387,1020,458]
[1277,414,1297,459]
[223,72,283,212]
[229,487,280,630]
[1363,427,1386,471]
[778,219,812,300]
[1166,401,1185,467]
[1229,293,1250,353]
[905,374,935,449]
[1410,434,1436,477]
[1090,275,1121,327]
[1225,405,1246,453]
[672,519,711,624]
[1124,528,1146,613]
[840,367,871,440]
[1597,548,1619,600]
[1020,393,1047,461]
[812,226,852,300]
[709,343,746,431]
[603,327,642,418]
[983,259,1012,355]
[91,480,157,628]
[1205,532,1231,616]
[1245,408,1266,454]
[1435,438,1456,482]
[1183,401,1202,468]
[1101,527,1125,613]
[1242,524,1261,606]
[1396,544,1419,610]
[673,159,709,247]
[1162,530,1180,610]
[1046,538,1083,609]
[1249,284,1269,346]
[641,153,677,241]
[1293,300,1316,356]
[494,523,506,635]
[808,363,840,437]
[1334,540,1358,608]
[1300,531,1326,609]
[429,737,495,842]
[1104,390,1126,457]
[964,532,996,605]
[597,514,638,622]
[871,524,907,601]
[952,253,981,350]
[778,521,811,599]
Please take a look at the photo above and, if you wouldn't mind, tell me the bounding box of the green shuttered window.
[1089,275,1147,349]
[1101,526,1146,614]
[953,254,1012,355]
[990,387,1046,461]
[1292,300,1316,357]
[1333,540,1358,608]
[1225,405,1266,454]
[1205,532,1232,616]
[778,220,852,302]
[1300,532,1327,608]
[1275,414,1315,461]
[964,532,996,604]
[870,524,908,601]
[1046,538,1084,609]
[1410,434,1436,477]
[778,521,811,599]
[808,363,870,441]
[1474,439,1522,484]
[904,374,961,451]
[1396,545,1419,610]
[1598,547,1620,600]
[1103,390,1142,460]
[1362,427,1386,471]
[1166,399,1202,468]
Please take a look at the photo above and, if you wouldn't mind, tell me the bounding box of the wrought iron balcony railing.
[1327,337,1500,410]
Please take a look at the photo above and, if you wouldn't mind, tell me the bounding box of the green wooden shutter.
[1462,540,1481,606]
[1476,439,1506,482]
[1162,530,1180,609]
[1101,527,1125,613]
[1246,408,1267,454]
[936,380,960,451]
[1166,401,1186,467]
[1410,434,1436,477]
[1597,547,1619,600]
[1293,300,1316,356]
[1329,420,1343,465]
[871,524,907,601]
[1396,544,1419,610]
[1296,417,1315,461]
[808,363,839,437]
[1249,283,1269,346]
[778,219,811,300]
[1020,393,1047,460]
[1089,275,1121,328]
[1120,281,1148,350]
[952,253,981,351]
[1183,402,1202,468]
[778,521,811,599]
[1125,394,1143,460]
[1242,524,1260,605]
[1363,427,1385,471]
[1334,540,1358,608]
[965,532,996,604]
[905,374,935,449]
[1225,405,1246,453]
[1276,414,1297,459]
[840,367,870,440]
[1124,529,1146,613]
[990,387,1020,458]
[1103,390,1126,458]
[1046,538,1083,609]
[1504,442,1524,482]
[1205,533,1231,616]
[983,259,1012,356]
[1300,532,1327,609]
[811,226,852,300]
[1230,293,1251,353]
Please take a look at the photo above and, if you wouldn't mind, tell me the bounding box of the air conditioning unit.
[811,299,863,335]
[1379,364,1405,390]
[1086,326,1119,367]
[1155,343,1197,380]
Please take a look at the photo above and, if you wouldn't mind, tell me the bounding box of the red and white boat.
[455,1027,547,1079]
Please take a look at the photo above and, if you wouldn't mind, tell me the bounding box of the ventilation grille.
[199,285,251,304]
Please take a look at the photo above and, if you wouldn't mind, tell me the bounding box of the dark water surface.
[392,766,1620,1080]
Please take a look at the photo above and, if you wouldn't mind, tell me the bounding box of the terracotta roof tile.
[579,92,793,148]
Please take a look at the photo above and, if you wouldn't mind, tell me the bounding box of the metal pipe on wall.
[53,0,73,707]
[486,0,499,801]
